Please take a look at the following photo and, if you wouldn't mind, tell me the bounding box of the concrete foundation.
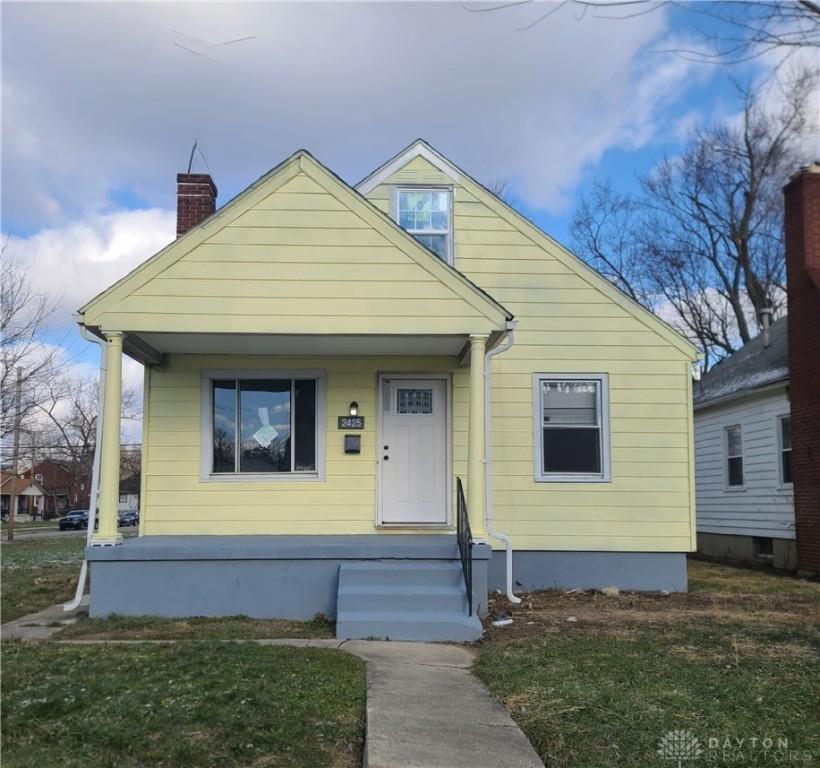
[487,550,689,593]
[87,536,688,620]
[87,535,488,619]
[697,532,797,571]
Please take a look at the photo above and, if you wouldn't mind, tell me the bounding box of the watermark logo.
[658,730,704,767]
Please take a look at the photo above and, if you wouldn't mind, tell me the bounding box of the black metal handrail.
[456,477,473,616]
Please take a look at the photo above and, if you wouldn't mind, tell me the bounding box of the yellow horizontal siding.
[89,168,505,334]
[368,157,696,553]
[141,354,468,536]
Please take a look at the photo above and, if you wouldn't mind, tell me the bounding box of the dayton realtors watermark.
[658,730,814,766]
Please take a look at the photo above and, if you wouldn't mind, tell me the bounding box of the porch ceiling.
[129,331,481,361]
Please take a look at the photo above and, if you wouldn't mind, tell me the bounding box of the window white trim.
[777,413,793,488]
[724,424,745,491]
[390,186,454,265]
[199,369,326,483]
[532,373,611,483]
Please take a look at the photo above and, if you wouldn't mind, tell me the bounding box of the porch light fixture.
[349,402,359,417]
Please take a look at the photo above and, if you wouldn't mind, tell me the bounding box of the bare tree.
[0,251,66,444]
[571,72,816,367]
[463,1,820,66]
[37,374,140,492]
[569,180,647,304]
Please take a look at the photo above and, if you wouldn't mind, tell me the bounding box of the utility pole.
[7,367,22,542]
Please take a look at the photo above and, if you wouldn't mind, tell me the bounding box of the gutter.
[484,320,521,605]
[64,317,107,612]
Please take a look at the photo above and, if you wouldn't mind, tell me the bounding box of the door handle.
[383,445,389,450]
[383,455,389,461]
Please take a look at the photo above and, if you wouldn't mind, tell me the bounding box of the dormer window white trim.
[391,186,453,264]
[356,139,465,195]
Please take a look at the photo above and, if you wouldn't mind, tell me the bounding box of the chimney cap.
[177,172,218,197]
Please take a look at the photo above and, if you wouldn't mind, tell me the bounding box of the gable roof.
[357,139,699,359]
[0,473,45,496]
[79,150,511,333]
[693,318,789,408]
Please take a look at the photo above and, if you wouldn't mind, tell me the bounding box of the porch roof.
[82,329,507,365]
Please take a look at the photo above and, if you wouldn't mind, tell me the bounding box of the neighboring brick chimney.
[783,163,820,576]
[176,173,218,237]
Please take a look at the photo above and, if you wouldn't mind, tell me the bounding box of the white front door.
[379,377,448,525]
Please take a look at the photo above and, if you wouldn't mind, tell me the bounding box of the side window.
[725,425,744,487]
[779,416,792,485]
[534,374,610,482]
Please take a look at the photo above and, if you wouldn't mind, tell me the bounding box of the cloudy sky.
[1,1,805,434]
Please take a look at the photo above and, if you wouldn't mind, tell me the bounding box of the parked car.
[118,510,139,527]
[59,510,89,530]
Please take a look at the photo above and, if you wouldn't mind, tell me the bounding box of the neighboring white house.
[693,318,795,569]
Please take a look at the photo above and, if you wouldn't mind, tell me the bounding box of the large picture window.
[396,188,452,263]
[534,374,610,482]
[204,372,323,478]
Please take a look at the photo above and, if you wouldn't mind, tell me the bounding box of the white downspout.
[63,318,107,612]
[484,319,521,604]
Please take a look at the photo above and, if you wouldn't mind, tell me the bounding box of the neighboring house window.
[34,474,44,484]
[753,536,774,560]
[725,425,744,487]
[396,188,452,263]
[204,373,323,478]
[779,415,792,485]
[534,374,610,482]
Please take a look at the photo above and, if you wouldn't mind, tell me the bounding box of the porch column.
[93,331,123,546]
[468,333,488,538]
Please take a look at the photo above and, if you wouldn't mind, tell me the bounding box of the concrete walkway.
[2,596,88,640]
[2,606,544,768]
[345,640,544,768]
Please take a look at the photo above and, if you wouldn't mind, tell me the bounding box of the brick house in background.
[21,459,90,517]
[784,163,820,576]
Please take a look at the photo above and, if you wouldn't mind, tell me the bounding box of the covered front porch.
[81,326,511,639]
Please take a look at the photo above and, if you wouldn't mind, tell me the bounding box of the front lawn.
[1,641,365,768]
[57,613,334,640]
[1,537,85,622]
[475,559,820,767]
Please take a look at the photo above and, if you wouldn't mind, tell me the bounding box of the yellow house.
[81,140,698,641]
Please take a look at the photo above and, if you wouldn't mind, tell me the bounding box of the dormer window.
[396,188,452,263]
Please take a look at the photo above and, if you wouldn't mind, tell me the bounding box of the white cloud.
[1,1,705,223]
[7,208,175,327]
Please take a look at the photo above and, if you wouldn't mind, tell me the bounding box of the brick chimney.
[783,163,820,575]
[176,173,218,237]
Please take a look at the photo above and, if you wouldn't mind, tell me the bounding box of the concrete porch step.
[336,560,481,642]
[339,560,465,587]
[337,583,468,613]
[336,610,482,642]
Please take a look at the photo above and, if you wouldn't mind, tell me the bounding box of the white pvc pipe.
[63,320,107,612]
[484,320,521,604]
